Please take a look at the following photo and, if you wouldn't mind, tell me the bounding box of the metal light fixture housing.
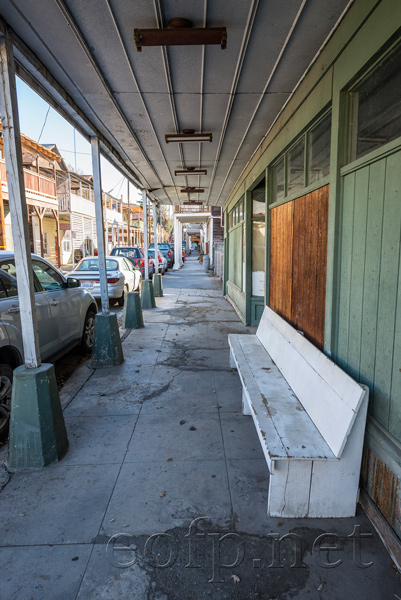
[175,167,207,176]
[181,187,205,194]
[134,18,227,52]
[166,129,212,143]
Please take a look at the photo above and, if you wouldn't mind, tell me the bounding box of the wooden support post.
[153,201,159,273]
[0,32,40,368]
[91,136,109,314]
[0,181,6,250]
[51,208,61,267]
[143,190,149,279]
[33,205,45,257]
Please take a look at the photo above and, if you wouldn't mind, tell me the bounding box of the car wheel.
[81,310,96,353]
[118,286,128,306]
[0,364,13,440]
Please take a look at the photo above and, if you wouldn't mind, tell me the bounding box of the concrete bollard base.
[8,363,69,470]
[92,313,124,367]
[123,291,144,329]
[141,279,156,309]
[153,273,163,297]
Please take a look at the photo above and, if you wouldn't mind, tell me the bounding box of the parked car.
[149,242,174,269]
[110,246,146,278]
[147,249,167,275]
[69,255,141,306]
[0,252,98,439]
[136,248,156,279]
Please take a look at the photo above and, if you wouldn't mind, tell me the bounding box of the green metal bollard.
[8,363,69,470]
[153,272,163,297]
[141,279,156,309]
[123,291,144,329]
[92,313,124,367]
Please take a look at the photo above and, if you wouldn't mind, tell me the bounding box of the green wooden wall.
[335,145,401,441]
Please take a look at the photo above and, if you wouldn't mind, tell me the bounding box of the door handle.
[7,307,20,314]
[50,301,59,306]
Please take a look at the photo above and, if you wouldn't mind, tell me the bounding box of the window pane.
[355,43,401,159]
[308,113,331,183]
[273,157,285,203]
[0,270,17,298]
[252,221,265,297]
[239,200,244,222]
[287,138,305,195]
[76,258,118,271]
[0,261,17,278]
[252,179,265,217]
[32,260,63,291]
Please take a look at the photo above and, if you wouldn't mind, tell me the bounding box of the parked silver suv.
[0,252,98,439]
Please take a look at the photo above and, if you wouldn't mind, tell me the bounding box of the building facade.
[223,0,401,542]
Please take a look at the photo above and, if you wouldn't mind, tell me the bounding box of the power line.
[59,148,92,155]
[37,106,51,143]
[107,176,125,195]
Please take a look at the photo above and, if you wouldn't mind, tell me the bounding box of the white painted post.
[179,221,183,267]
[143,190,149,279]
[210,216,214,267]
[91,137,109,315]
[173,215,180,269]
[153,201,159,273]
[0,34,41,369]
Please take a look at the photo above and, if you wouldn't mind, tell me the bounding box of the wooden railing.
[0,159,57,200]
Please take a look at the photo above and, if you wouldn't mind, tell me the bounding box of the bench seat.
[229,334,336,463]
[228,306,369,518]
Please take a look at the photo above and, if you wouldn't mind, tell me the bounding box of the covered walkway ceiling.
[0,0,351,206]
[175,212,211,224]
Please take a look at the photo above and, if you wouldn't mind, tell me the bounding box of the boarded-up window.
[269,185,329,349]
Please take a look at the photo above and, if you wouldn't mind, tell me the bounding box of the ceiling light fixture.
[134,18,227,52]
[166,130,212,143]
[181,187,205,194]
[175,167,207,176]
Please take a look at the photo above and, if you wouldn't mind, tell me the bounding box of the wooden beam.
[143,190,149,279]
[33,205,45,257]
[0,32,40,368]
[0,178,6,250]
[51,208,61,267]
[91,137,109,314]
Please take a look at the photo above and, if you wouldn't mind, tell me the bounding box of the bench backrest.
[256,307,366,458]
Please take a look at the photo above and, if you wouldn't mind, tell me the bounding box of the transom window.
[348,42,401,162]
[228,197,244,231]
[271,111,331,204]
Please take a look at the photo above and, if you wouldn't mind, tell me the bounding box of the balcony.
[0,158,57,208]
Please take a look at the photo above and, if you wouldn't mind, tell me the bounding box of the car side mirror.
[64,277,81,288]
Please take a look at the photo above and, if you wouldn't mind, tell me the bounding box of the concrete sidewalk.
[0,255,399,599]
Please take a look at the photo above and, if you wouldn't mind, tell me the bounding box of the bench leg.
[242,389,251,416]
[267,460,313,518]
[229,348,236,369]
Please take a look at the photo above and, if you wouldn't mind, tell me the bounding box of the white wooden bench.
[228,306,369,518]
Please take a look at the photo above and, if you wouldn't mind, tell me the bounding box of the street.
[0,255,399,600]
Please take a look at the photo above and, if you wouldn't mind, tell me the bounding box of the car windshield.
[147,250,155,258]
[113,248,141,258]
[76,258,119,271]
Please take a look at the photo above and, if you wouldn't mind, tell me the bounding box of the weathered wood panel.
[292,186,329,349]
[270,201,293,322]
[270,186,328,350]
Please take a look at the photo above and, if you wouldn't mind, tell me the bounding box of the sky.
[15,77,142,204]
